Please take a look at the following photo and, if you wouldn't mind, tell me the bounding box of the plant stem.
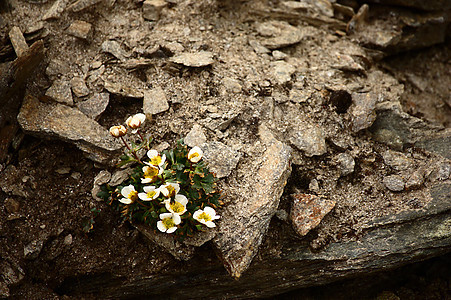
[120,136,142,163]
[137,130,149,150]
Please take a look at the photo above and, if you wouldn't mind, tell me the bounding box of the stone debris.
[46,58,71,79]
[290,194,336,236]
[0,260,25,297]
[68,0,102,12]
[77,92,109,120]
[92,170,112,201]
[271,61,295,85]
[101,40,130,61]
[335,152,355,176]
[45,79,74,106]
[9,26,28,57]
[4,198,20,214]
[109,168,133,186]
[24,240,44,260]
[332,53,365,72]
[248,39,270,54]
[346,4,368,34]
[256,21,308,49]
[170,51,214,67]
[17,95,122,164]
[143,86,169,115]
[142,0,168,21]
[66,20,93,40]
[71,77,90,98]
[213,125,292,278]
[383,175,405,192]
[364,0,451,11]
[222,77,242,94]
[42,0,69,20]
[201,141,241,178]
[184,124,206,148]
[272,50,287,60]
[290,124,327,157]
[405,169,425,190]
[104,79,144,99]
[382,150,413,171]
[350,92,378,133]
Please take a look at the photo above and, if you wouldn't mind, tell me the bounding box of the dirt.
[0,0,450,298]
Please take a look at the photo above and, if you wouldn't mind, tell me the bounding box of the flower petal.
[172,214,181,225]
[157,221,166,232]
[175,194,188,206]
[119,198,132,205]
[205,221,216,228]
[159,212,173,219]
[166,227,177,234]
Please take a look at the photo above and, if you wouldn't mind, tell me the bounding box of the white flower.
[125,113,146,133]
[138,186,160,201]
[119,185,138,204]
[146,149,166,167]
[160,183,180,198]
[109,125,127,138]
[164,194,188,215]
[193,206,220,228]
[188,146,203,163]
[157,213,181,233]
[141,165,162,184]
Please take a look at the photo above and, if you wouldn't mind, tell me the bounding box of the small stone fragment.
[271,61,295,85]
[382,150,412,171]
[170,51,214,67]
[272,50,287,60]
[143,86,169,115]
[55,167,71,175]
[142,0,167,21]
[405,169,425,190]
[350,92,378,133]
[248,40,270,54]
[290,125,327,157]
[4,198,20,213]
[332,53,365,72]
[92,170,112,201]
[64,234,73,245]
[291,194,336,236]
[77,92,109,120]
[257,21,309,50]
[42,0,69,21]
[45,79,73,106]
[202,141,241,178]
[66,20,93,40]
[383,175,405,192]
[46,58,71,79]
[222,77,242,94]
[104,80,144,99]
[68,0,102,12]
[335,152,355,176]
[184,124,206,148]
[109,168,133,186]
[101,40,130,61]
[9,26,28,57]
[71,77,90,98]
[24,240,44,260]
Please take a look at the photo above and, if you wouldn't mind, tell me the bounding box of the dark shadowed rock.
[290,194,336,237]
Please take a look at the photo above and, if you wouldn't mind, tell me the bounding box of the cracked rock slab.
[213,126,292,278]
[17,95,121,164]
[201,141,241,178]
[257,21,308,50]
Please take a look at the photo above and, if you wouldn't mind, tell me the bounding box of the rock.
[17,95,122,164]
[257,21,309,50]
[109,168,133,186]
[271,61,295,85]
[68,0,102,12]
[350,92,378,133]
[66,20,93,40]
[77,92,109,120]
[290,124,327,157]
[335,152,355,176]
[42,0,69,20]
[64,234,73,245]
[405,169,425,190]
[45,79,74,106]
[55,167,71,174]
[143,86,169,115]
[290,194,336,237]
[101,40,130,61]
[104,80,144,99]
[363,0,451,11]
[272,50,287,60]
[92,170,112,201]
[346,4,369,34]
[383,175,405,192]
[0,165,29,198]
[222,77,242,94]
[46,58,71,79]
[201,141,241,178]
[332,53,365,72]
[71,77,89,98]
[382,150,413,171]
[309,179,319,192]
[248,39,270,54]
[4,198,20,213]
[0,260,25,297]
[24,240,44,260]
[213,125,292,278]
[142,0,167,21]
[415,130,451,159]
[9,26,28,57]
[429,163,451,182]
[184,124,206,148]
[170,51,214,67]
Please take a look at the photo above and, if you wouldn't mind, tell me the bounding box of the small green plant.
[82,208,101,233]
[99,113,221,238]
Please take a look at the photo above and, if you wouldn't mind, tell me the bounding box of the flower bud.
[126,113,146,132]
[109,125,127,138]
[188,146,203,163]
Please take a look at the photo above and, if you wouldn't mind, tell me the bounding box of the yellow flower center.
[165,186,176,198]
[189,153,199,160]
[162,217,175,229]
[170,202,185,214]
[128,190,138,202]
[150,156,162,166]
[144,166,158,177]
[198,212,211,222]
[147,190,157,199]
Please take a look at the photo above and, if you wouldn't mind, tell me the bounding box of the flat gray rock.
[170,51,214,67]
[257,21,307,50]
[71,77,89,98]
[77,92,109,120]
[101,40,130,61]
[143,86,169,115]
[184,124,206,148]
[350,92,377,133]
[42,0,69,20]
[201,141,241,178]
[271,61,295,85]
[290,124,327,157]
[383,175,405,192]
[45,79,73,106]
[17,95,121,164]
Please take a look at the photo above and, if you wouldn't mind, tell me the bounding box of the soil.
[0,0,450,299]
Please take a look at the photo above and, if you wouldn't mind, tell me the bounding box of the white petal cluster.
[157,213,181,233]
[126,113,146,133]
[138,186,160,201]
[188,146,203,163]
[146,149,166,167]
[164,194,188,215]
[193,206,220,228]
[109,125,127,138]
[119,185,138,204]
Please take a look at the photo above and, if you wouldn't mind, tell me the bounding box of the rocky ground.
[0,0,450,299]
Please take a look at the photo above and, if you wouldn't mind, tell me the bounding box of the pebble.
[9,26,28,57]
[66,20,93,40]
[405,169,425,190]
[170,51,214,67]
[64,234,73,245]
[257,21,307,49]
[271,61,295,85]
[202,141,241,178]
[68,0,102,12]
[335,152,355,176]
[4,198,20,213]
[383,175,405,192]
[46,58,71,79]
[24,240,44,260]
[350,92,377,133]
[109,168,133,186]
[382,150,412,171]
[248,39,270,54]
[290,125,327,157]
[45,79,74,106]
[143,86,169,115]
[272,50,287,60]
[77,92,109,120]
[101,40,130,61]
[55,167,71,174]
[222,77,242,94]
[71,77,90,98]
[94,170,112,186]
[142,0,167,21]
[42,0,69,21]
[184,124,207,148]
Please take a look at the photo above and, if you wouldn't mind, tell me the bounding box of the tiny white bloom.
[138,186,160,201]
[141,165,161,184]
[125,113,146,133]
[165,194,188,215]
[160,183,180,198]
[193,206,220,228]
[188,146,203,163]
[119,185,138,204]
[157,213,181,233]
[146,149,166,167]
[109,125,127,138]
